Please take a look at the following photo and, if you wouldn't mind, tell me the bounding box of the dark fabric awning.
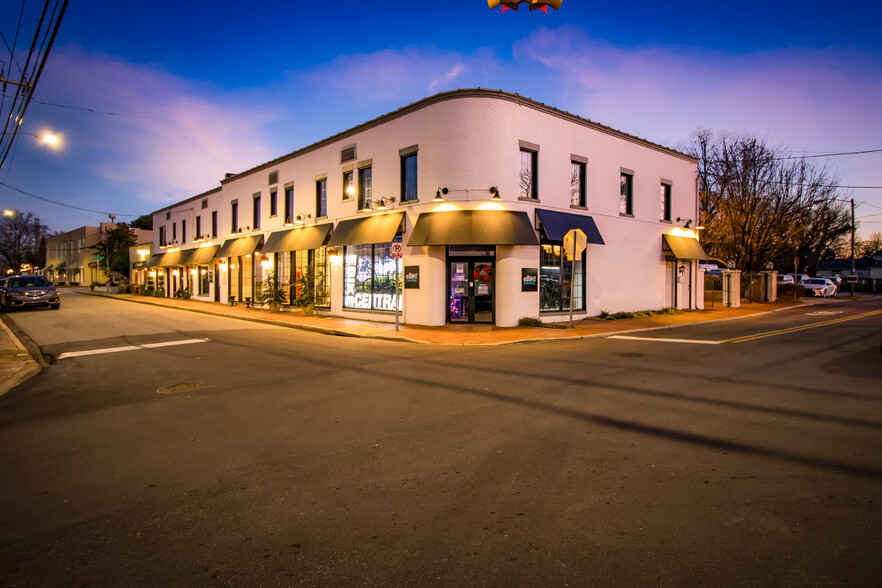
[263,223,333,253]
[663,234,709,260]
[535,209,605,245]
[145,254,164,268]
[327,212,405,247]
[153,249,191,267]
[215,234,264,258]
[407,210,538,246]
[188,245,220,265]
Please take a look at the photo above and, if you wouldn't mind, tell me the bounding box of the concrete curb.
[76,289,841,347]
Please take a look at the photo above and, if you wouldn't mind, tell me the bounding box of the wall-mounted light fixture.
[295,213,311,225]
[676,217,693,229]
[434,187,448,202]
[360,197,395,212]
[490,186,501,200]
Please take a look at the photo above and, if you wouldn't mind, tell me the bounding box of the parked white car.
[801,278,837,297]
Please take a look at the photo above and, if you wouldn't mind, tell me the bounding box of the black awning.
[263,223,333,253]
[145,254,164,268]
[215,234,264,258]
[327,212,405,247]
[535,209,605,245]
[663,234,709,260]
[188,245,220,265]
[406,210,538,246]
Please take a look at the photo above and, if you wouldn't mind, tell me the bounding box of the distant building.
[44,224,151,285]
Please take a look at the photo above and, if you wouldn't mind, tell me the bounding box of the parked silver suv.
[0,275,60,311]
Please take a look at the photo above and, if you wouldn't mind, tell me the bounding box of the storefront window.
[344,237,402,311]
[198,266,210,295]
[540,243,584,312]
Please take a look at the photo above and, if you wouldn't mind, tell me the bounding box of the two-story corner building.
[148,89,707,327]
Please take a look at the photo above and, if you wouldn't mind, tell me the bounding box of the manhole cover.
[157,382,206,395]
[806,311,843,316]
[615,352,646,358]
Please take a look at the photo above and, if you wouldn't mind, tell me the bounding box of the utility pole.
[106,213,117,284]
[850,198,855,297]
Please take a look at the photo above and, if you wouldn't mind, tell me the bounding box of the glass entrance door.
[448,259,494,324]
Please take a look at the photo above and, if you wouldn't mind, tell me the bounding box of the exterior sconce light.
[284,217,294,226]
[295,213,311,225]
[435,188,448,202]
[490,186,501,200]
[376,197,395,210]
[676,217,693,229]
[236,227,244,235]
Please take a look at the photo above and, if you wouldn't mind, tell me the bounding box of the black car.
[1,275,60,311]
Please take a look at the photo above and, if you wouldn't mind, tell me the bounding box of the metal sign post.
[563,229,588,328]
[391,243,403,331]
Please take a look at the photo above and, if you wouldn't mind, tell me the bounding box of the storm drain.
[157,382,207,395]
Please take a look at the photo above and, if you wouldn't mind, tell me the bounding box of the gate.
[704,273,723,308]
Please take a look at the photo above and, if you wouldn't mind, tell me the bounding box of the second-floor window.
[660,182,672,221]
[253,194,261,229]
[181,219,187,243]
[342,171,354,201]
[519,148,538,199]
[571,161,586,207]
[358,166,372,210]
[284,186,294,223]
[270,189,278,217]
[316,178,328,218]
[401,152,417,202]
[159,226,167,247]
[211,211,217,238]
[620,172,634,216]
[195,216,201,239]
[231,201,238,233]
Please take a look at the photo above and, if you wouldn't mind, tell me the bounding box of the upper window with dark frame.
[268,170,279,185]
[231,201,239,233]
[253,193,261,229]
[571,161,587,207]
[401,152,418,202]
[284,186,294,223]
[342,170,354,201]
[660,182,672,222]
[211,211,218,238]
[341,145,356,163]
[519,148,538,199]
[620,172,634,216]
[195,216,201,240]
[270,189,278,217]
[316,178,328,218]
[358,166,372,210]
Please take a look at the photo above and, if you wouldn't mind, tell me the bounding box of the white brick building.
[149,89,706,326]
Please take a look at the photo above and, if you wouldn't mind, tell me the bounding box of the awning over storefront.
[663,234,709,260]
[328,212,405,247]
[188,245,220,265]
[148,249,192,267]
[146,254,164,268]
[535,209,605,245]
[55,262,67,271]
[407,210,538,246]
[263,223,333,254]
[215,234,264,258]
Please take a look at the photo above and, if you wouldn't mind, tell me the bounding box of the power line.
[0,181,140,217]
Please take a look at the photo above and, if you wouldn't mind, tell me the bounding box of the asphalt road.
[0,292,880,586]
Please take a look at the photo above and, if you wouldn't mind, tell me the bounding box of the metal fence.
[704,273,723,308]
[845,277,882,293]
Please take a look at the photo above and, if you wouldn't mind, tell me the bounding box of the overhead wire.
[0,181,140,217]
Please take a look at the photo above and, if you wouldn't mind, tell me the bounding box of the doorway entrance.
[447,246,495,324]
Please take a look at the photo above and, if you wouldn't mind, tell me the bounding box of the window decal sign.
[404,266,420,289]
[522,267,538,292]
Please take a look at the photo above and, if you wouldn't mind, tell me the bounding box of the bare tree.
[685,130,850,273]
[0,210,47,273]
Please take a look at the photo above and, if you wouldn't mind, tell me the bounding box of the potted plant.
[293,267,316,316]
[258,270,288,312]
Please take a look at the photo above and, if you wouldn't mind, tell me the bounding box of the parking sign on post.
[391,243,402,330]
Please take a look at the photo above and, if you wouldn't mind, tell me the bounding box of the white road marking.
[57,338,210,360]
[608,335,723,345]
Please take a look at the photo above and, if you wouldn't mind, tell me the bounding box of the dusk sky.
[3,0,881,238]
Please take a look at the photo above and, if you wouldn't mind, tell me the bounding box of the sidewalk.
[84,289,804,345]
[0,289,837,396]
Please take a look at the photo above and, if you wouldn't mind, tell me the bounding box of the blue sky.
[3,0,881,237]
